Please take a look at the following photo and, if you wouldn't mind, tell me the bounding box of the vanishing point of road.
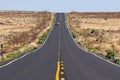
[0,13,120,80]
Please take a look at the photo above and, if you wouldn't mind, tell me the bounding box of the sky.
[0,0,120,12]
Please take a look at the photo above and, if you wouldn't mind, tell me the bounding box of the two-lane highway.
[0,13,120,80]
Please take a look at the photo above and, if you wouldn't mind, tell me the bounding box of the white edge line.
[64,13,120,67]
[0,13,57,69]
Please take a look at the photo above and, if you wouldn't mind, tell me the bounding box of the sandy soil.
[0,11,54,55]
[67,12,120,59]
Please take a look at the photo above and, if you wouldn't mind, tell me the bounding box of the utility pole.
[0,44,4,62]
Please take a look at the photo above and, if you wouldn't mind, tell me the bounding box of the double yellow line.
[56,51,61,80]
[56,16,61,80]
[55,13,65,80]
[56,13,61,80]
[56,50,65,80]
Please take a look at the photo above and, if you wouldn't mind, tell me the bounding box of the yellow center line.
[56,13,65,80]
[61,78,65,80]
[56,15,61,80]
[56,60,60,80]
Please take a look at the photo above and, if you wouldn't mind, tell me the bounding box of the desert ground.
[67,12,120,59]
[0,11,54,61]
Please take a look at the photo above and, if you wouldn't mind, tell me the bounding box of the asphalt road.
[0,13,120,80]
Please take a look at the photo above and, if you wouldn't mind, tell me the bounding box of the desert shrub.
[89,48,99,53]
[106,51,116,59]
[71,32,76,38]
[91,29,96,34]
[89,48,96,53]
[95,46,101,51]
[6,51,21,59]
[37,30,49,44]
[24,46,37,52]
[89,29,100,37]
[86,45,99,53]
[77,42,82,45]
[90,29,99,33]
[96,35,106,42]
[104,17,108,20]
[114,59,120,65]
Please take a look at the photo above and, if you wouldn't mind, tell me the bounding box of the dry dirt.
[67,12,120,59]
[0,11,54,56]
